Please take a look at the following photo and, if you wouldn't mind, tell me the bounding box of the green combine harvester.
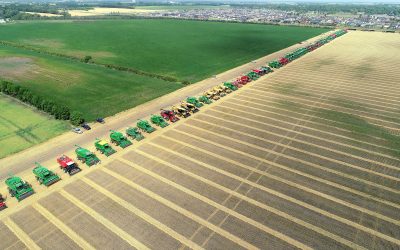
[126,127,145,141]
[247,71,259,80]
[223,82,238,91]
[186,97,204,108]
[95,138,117,156]
[33,162,61,187]
[268,60,281,69]
[150,115,169,128]
[6,176,34,202]
[75,145,101,166]
[198,95,212,104]
[137,120,156,133]
[110,130,132,148]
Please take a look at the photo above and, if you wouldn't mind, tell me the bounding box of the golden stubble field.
[1,31,400,249]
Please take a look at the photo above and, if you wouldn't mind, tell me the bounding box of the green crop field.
[0,94,69,158]
[0,20,328,82]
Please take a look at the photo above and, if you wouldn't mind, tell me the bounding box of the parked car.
[81,123,91,130]
[72,128,83,134]
[96,118,105,124]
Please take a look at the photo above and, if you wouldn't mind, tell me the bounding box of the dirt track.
[1,31,399,249]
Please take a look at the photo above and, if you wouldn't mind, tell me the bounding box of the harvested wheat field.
[1,31,400,249]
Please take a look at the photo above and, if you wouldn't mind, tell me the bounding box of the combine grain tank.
[33,162,61,187]
[75,145,100,166]
[6,176,34,202]
[110,130,132,148]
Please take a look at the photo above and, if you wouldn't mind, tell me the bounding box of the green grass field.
[0,94,69,158]
[0,20,328,82]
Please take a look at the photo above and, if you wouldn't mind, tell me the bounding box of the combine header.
[186,97,204,108]
[151,115,169,128]
[57,155,81,176]
[110,130,132,148]
[75,145,100,166]
[6,176,34,202]
[161,110,180,123]
[33,162,61,187]
[172,106,191,118]
[95,138,117,156]
[0,194,7,211]
[137,120,156,133]
[126,127,145,141]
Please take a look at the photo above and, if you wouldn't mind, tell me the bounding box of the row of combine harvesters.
[0,29,347,211]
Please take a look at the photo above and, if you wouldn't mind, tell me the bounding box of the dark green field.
[0,20,327,121]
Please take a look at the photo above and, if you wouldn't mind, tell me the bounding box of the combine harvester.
[223,82,238,91]
[161,110,180,123]
[6,176,34,202]
[137,120,156,133]
[151,115,169,128]
[204,90,220,101]
[186,97,204,108]
[126,127,145,141]
[0,194,7,211]
[95,138,117,156]
[110,130,132,148]
[75,145,101,166]
[57,155,81,176]
[198,95,212,104]
[33,162,61,187]
[181,101,200,113]
[172,106,191,118]
[247,71,260,81]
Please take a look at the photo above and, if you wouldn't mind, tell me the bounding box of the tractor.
[57,155,81,176]
[198,95,212,104]
[126,127,145,141]
[223,82,238,91]
[172,106,191,118]
[204,90,220,101]
[110,130,132,148]
[186,97,203,108]
[0,194,6,211]
[137,120,156,133]
[6,176,34,202]
[75,145,100,166]
[33,162,61,187]
[161,109,180,122]
[95,138,117,156]
[181,101,199,113]
[150,115,169,128]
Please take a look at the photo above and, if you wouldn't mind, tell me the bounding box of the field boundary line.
[3,217,40,250]
[81,177,204,250]
[202,108,400,164]
[193,114,400,178]
[152,134,400,245]
[128,150,364,250]
[117,158,313,250]
[59,190,150,250]
[32,203,95,250]
[100,168,258,250]
[186,117,400,223]
[176,125,400,194]
[161,129,400,209]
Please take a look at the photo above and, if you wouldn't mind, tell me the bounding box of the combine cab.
[0,194,7,211]
[126,127,145,141]
[161,110,180,123]
[151,115,169,128]
[223,82,238,91]
[181,101,199,113]
[137,120,156,133]
[33,163,61,187]
[186,97,203,108]
[75,145,100,166]
[110,130,132,148]
[95,138,117,156]
[198,95,212,104]
[57,155,81,176]
[6,176,34,202]
[172,106,191,118]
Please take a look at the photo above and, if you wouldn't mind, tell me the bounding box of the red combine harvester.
[237,75,251,85]
[232,80,243,88]
[252,69,265,76]
[279,57,289,66]
[57,155,81,176]
[0,194,6,211]
[161,109,180,123]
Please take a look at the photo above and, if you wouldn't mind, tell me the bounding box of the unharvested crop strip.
[100,168,257,250]
[154,134,400,245]
[59,190,150,250]
[81,177,204,250]
[3,217,40,250]
[32,203,95,250]
[118,158,313,250]
[194,114,400,177]
[132,149,364,249]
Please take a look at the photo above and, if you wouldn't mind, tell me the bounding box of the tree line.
[0,80,84,126]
